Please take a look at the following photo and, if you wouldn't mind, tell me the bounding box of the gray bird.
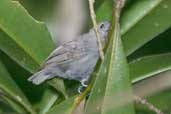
[28,21,110,86]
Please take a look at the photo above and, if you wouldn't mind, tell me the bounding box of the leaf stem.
[88,0,104,60]
[134,95,164,114]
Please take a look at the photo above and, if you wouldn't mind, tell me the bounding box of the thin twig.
[134,95,165,114]
[88,0,104,60]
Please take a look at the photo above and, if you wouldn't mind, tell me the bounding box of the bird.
[28,21,110,87]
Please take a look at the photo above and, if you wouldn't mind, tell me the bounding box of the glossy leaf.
[129,53,171,83]
[96,0,113,22]
[84,45,110,114]
[46,97,75,114]
[0,0,55,73]
[122,0,171,55]
[0,0,67,110]
[0,1,70,114]
[0,95,26,114]
[0,95,19,113]
[48,78,68,99]
[0,60,36,114]
[96,0,171,56]
[39,89,58,114]
[0,52,46,104]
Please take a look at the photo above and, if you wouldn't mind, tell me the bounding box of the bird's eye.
[100,23,105,29]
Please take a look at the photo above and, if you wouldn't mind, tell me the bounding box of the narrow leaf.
[0,60,36,114]
[0,95,27,114]
[129,53,171,83]
[39,89,58,114]
[46,97,75,114]
[122,0,171,55]
[0,0,66,104]
[96,0,171,55]
[101,22,134,114]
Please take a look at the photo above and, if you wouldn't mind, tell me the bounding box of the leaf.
[0,95,26,114]
[96,0,113,22]
[122,0,171,55]
[0,1,67,110]
[0,96,17,113]
[84,45,111,114]
[0,0,55,73]
[39,89,58,114]
[96,0,171,55]
[85,17,134,114]
[129,53,171,83]
[0,52,46,104]
[46,97,75,114]
[0,60,36,114]
[48,78,68,99]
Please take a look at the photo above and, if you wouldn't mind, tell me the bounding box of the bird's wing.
[41,40,87,67]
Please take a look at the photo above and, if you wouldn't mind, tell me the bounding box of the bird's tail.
[28,70,53,85]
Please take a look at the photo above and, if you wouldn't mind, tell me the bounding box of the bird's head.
[98,21,110,42]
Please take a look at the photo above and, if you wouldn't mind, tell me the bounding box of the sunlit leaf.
[0,0,55,73]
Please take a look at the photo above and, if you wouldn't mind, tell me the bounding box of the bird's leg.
[78,86,84,94]
[78,78,89,93]
[81,78,89,87]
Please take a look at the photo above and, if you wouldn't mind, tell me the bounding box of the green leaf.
[48,78,68,99]
[0,97,17,113]
[84,51,109,114]
[0,60,36,114]
[96,0,171,55]
[0,52,46,104]
[122,0,171,55]
[0,95,26,114]
[0,0,67,109]
[96,0,113,22]
[46,97,75,114]
[0,30,39,73]
[0,0,55,73]
[39,89,58,114]
[129,53,171,83]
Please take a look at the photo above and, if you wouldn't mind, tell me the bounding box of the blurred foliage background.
[0,0,171,114]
